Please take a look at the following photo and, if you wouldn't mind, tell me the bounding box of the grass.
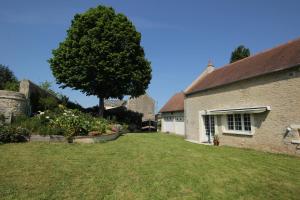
[0,133,299,200]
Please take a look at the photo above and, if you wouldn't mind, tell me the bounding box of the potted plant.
[213,135,220,146]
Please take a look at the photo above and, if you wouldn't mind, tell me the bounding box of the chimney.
[206,59,215,73]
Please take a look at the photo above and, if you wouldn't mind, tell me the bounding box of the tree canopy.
[49,6,152,116]
[230,45,250,63]
[0,64,19,91]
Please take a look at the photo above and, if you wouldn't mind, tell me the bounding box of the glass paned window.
[210,115,215,137]
[234,114,242,130]
[204,115,210,136]
[243,114,251,131]
[226,113,252,133]
[227,114,234,130]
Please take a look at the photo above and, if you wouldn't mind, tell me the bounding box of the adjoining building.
[159,92,185,136]
[126,94,155,122]
[184,38,300,155]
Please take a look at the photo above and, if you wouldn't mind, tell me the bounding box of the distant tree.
[49,6,152,117]
[39,81,58,96]
[0,64,19,91]
[230,45,250,63]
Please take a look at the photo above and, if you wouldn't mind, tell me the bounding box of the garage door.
[174,117,184,135]
[162,117,174,133]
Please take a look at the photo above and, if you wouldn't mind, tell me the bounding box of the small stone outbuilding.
[160,92,185,136]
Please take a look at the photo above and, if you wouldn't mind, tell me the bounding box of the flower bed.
[1,106,128,144]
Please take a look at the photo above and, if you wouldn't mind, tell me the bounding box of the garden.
[0,105,127,144]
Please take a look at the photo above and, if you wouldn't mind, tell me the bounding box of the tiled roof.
[159,92,184,113]
[186,38,300,94]
[104,99,126,107]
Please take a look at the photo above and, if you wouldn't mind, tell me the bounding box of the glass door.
[203,115,215,143]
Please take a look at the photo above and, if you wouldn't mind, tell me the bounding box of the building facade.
[184,39,300,155]
[160,92,185,136]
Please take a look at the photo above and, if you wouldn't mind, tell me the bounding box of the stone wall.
[185,66,300,155]
[19,80,59,114]
[0,80,60,123]
[0,90,28,123]
[126,94,155,121]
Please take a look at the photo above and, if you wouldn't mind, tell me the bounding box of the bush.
[13,113,64,136]
[4,81,19,92]
[0,114,5,124]
[38,96,59,111]
[11,108,124,138]
[0,64,18,90]
[0,125,30,144]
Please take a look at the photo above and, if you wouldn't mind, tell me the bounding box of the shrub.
[0,114,5,124]
[11,108,122,138]
[38,96,59,111]
[4,81,19,92]
[0,64,18,91]
[0,125,30,144]
[13,113,64,136]
[51,110,91,138]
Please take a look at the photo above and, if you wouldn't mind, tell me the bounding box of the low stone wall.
[0,90,28,123]
[74,132,121,143]
[30,135,65,142]
[29,132,121,143]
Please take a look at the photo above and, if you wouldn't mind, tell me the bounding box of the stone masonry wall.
[19,80,60,114]
[126,94,155,121]
[185,66,300,155]
[0,90,28,123]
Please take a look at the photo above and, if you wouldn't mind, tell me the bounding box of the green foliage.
[38,96,59,111]
[104,106,142,131]
[230,45,250,63]
[11,108,122,137]
[0,64,19,91]
[13,113,64,136]
[39,81,83,111]
[0,114,5,124]
[51,110,90,138]
[0,125,30,143]
[49,5,152,115]
[4,81,19,91]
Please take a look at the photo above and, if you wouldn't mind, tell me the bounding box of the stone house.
[184,38,300,155]
[126,94,155,122]
[104,94,155,122]
[160,92,185,136]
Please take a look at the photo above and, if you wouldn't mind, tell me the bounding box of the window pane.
[234,114,242,130]
[204,115,210,135]
[210,116,215,136]
[243,114,251,131]
[227,114,234,130]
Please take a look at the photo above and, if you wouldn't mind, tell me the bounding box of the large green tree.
[230,45,250,63]
[49,6,152,116]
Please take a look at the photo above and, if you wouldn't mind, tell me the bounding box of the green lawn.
[0,133,299,200]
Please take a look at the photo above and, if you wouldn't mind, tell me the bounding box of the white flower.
[46,116,50,119]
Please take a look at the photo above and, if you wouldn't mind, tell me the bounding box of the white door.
[202,115,215,143]
[163,117,174,133]
[174,116,185,135]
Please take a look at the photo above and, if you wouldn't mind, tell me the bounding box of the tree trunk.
[99,97,104,117]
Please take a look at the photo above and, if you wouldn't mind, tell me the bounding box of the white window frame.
[199,111,219,143]
[222,113,255,135]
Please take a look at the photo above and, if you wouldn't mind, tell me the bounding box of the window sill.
[223,130,253,136]
[291,140,300,144]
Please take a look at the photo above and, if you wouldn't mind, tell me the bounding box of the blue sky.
[1,0,300,111]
